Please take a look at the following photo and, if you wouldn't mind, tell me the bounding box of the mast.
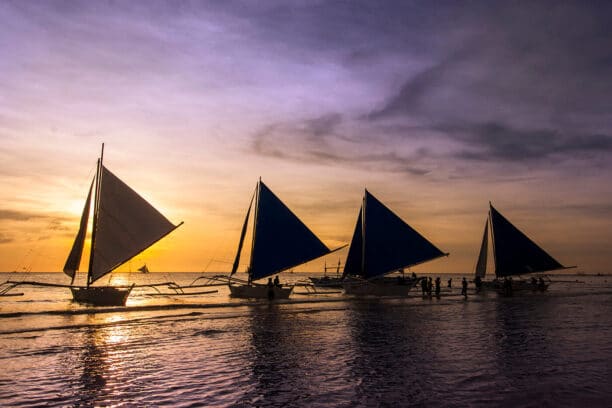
[361,190,367,277]
[488,203,499,278]
[248,178,261,283]
[87,143,104,286]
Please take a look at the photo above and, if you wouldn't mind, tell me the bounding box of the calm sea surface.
[1,272,612,407]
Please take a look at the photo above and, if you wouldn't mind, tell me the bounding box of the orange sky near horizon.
[1,2,611,276]
[0,142,605,275]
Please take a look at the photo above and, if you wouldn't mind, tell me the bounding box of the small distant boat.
[342,190,448,296]
[138,264,150,274]
[474,203,575,294]
[63,144,183,306]
[309,259,344,288]
[228,179,332,299]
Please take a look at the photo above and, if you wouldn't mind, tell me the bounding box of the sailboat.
[342,190,448,296]
[309,259,344,288]
[63,144,183,306]
[228,179,332,299]
[474,203,574,293]
[138,264,150,274]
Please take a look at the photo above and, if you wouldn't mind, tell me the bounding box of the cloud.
[0,210,71,232]
[0,209,44,221]
[0,233,13,244]
[251,113,431,176]
[446,122,612,162]
[360,2,612,171]
[557,203,612,218]
[366,53,462,121]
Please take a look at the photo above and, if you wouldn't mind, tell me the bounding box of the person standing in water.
[447,278,452,288]
[474,275,482,293]
[461,277,468,299]
[267,277,275,300]
[435,277,441,298]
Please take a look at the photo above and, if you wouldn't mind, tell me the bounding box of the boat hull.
[70,286,133,306]
[486,278,550,295]
[308,276,344,288]
[228,284,293,299]
[343,279,415,297]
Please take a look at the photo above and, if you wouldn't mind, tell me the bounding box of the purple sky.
[1,1,611,273]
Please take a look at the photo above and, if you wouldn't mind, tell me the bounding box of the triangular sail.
[474,219,488,279]
[359,190,446,279]
[230,189,255,276]
[490,204,564,277]
[249,181,330,281]
[138,264,149,274]
[343,207,363,278]
[90,165,179,283]
[63,178,94,279]
[344,190,446,279]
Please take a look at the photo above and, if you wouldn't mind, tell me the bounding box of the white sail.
[90,166,178,283]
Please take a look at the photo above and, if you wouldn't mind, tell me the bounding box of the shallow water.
[1,272,612,406]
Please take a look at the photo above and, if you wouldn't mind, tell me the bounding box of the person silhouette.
[461,277,468,299]
[474,275,482,293]
[267,277,274,300]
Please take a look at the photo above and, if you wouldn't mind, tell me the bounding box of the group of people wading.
[420,275,471,300]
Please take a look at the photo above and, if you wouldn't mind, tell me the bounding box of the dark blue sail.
[474,219,488,279]
[490,204,564,277]
[360,190,446,279]
[342,208,363,278]
[249,181,330,281]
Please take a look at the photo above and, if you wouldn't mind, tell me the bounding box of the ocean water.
[1,272,612,407]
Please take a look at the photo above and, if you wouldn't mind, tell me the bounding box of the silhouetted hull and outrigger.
[309,276,344,289]
[474,203,574,295]
[342,277,420,296]
[308,260,345,288]
[228,282,293,299]
[342,190,448,297]
[70,286,133,306]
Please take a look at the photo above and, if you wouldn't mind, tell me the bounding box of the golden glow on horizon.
[2,187,605,275]
[0,143,610,275]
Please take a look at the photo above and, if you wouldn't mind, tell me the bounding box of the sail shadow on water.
[489,297,563,404]
[56,323,113,405]
[344,300,437,405]
[238,305,312,406]
[73,327,109,406]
